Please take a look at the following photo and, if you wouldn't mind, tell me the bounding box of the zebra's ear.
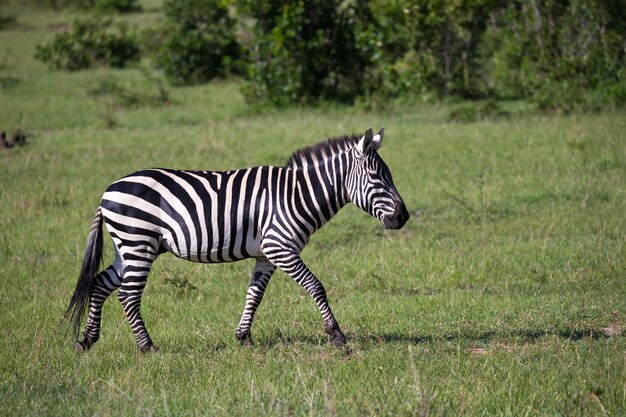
[357,128,375,154]
[372,127,384,149]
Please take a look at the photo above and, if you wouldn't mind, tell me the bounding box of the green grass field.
[1,4,625,416]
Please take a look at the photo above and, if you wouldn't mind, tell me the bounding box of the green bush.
[33,0,141,12]
[30,0,617,110]
[239,0,625,110]
[34,18,140,70]
[371,0,498,100]
[153,0,240,85]
[239,0,377,105]
[484,0,626,112]
[447,99,508,123]
[0,12,17,30]
[238,0,502,105]
[93,0,142,13]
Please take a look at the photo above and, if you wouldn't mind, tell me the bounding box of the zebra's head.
[346,128,409,230]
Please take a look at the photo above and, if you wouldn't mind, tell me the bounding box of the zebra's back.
[100,166,279,263]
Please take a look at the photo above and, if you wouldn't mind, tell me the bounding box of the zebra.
[65,127,409,352]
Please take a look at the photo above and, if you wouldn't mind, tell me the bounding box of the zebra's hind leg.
[235,258,276,346]
[117,247,160,353]
[74,261,123,352]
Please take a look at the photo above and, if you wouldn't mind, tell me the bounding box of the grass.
[1,3,625,416]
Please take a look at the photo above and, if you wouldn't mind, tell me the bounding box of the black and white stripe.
[65,127,409,352]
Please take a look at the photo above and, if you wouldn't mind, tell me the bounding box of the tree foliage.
[35,0,142,12]
[34,18,140,70]
[153,0,241,85]
[33,0,626,110]
[239,0,376,105]
[484,0,626,111]
[238,0,625,109]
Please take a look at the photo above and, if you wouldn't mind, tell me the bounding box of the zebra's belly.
[161,231,265,263]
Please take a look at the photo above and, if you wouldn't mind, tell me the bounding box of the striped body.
[65,128,409,352]
[102,164,345,263]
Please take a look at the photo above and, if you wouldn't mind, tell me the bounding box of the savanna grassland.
[1,3,625,416]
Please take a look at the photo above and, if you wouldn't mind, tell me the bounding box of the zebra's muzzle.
[383,201,409,230]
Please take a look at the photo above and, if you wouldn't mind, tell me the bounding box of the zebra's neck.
[289,149,352,232]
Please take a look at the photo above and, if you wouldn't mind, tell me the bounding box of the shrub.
[34,0,141,12]
[0,11,17,30]
[239,0,623,110]
[153,0,240,85]
[93,0,142,13]
[370,0,499,100]
[447,99,508,123]
[34,17,140,70]
[238,0,502,105]
[484,0,626,112]
[239,0,377,105]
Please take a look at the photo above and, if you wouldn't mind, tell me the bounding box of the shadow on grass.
[87,326,618,354]
[356,327,612,346]
[248,326,615,349]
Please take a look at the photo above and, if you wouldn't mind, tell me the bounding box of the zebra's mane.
[286,134,359,170]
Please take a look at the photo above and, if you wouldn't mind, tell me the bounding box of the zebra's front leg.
[235,258,276,346]
[267,251,346,346]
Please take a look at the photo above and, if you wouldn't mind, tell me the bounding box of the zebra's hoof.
[73,339,94,352]
[140,344,160,354]
[329,330,347,346]
[240,338,254,347]
[235,329,253,346]
[73,340,87,352]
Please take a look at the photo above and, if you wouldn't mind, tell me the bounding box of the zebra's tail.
[64,207,104,341]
